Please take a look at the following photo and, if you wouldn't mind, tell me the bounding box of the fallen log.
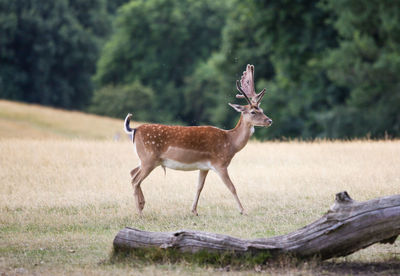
[113,192,400,261]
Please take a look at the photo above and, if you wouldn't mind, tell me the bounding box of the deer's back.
[135,124,232,165]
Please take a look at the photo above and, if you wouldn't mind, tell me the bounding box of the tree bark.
[113,192,400,261]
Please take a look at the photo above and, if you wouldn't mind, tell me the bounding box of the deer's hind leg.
[130,166,140,178]
[131,163,156,214]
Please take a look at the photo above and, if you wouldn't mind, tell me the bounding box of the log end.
[335,191,353,203]
[329,191,354,212]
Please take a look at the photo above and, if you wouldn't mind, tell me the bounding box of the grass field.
[0,100,399,275]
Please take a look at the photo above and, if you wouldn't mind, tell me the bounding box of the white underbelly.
[161,159,214,171]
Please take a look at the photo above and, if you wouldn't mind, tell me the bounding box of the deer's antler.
[236,64,266,105]
[236,80,252,105]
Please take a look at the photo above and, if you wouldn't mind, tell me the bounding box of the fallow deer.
[124,64,272,215]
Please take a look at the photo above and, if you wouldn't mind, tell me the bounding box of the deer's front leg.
[191,170,209,216]
[215,167,245,215]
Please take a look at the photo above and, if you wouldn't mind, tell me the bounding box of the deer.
[124,64,272,215]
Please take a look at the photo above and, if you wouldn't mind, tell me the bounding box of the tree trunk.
[113,192,400,261]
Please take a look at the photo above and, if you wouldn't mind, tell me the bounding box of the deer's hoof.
[191,210,199,216]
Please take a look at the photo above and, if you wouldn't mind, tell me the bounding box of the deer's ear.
[229,103,246,113]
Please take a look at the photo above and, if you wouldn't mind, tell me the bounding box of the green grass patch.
[110,246,274,268]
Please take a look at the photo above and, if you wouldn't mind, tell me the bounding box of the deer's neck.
[228,115,254,153]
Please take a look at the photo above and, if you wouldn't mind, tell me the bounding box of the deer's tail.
[124,113,136,143]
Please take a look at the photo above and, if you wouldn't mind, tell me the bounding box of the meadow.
[0,100,399,275]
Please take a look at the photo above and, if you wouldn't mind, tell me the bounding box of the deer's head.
[229,64,272,127]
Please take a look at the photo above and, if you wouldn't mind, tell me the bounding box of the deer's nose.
[265,118,273,125]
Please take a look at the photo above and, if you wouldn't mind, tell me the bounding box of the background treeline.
[1,0,399,139]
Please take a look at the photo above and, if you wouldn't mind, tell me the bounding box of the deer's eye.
[250,111,256,115]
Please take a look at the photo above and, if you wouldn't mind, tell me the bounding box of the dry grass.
[1,138,399,275]
[0,99,399,274]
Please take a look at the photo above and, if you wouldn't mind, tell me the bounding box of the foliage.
[182,0,274,129]
[94,0,232,123]
[182,54,231,127]
[105,0,131,14]
[320,0,400,138]
[88,82,155,121]
[0,0,110,109]
[195,0,340,138]
[182,0,400,139]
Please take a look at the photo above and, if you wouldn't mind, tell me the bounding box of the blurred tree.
[192,0,339,138]
[321,0,400,138]
[94,0,232,123]
[182,0,274,129]
[183,54,227,126]
[89,81,154,121]
[105,0,131,14]
[255,0,339,139]
[0,0,110,109]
